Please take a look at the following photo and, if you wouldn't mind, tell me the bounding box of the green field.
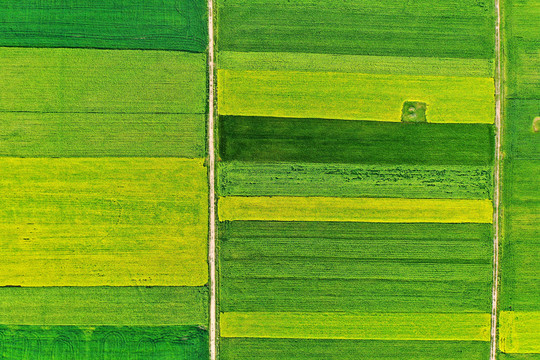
[0,325,208,359]
[217,0,494,58]
[0,287,208,326]
[220,312,490,341]
[220,339,490,360]
[219,196,492,223]
[218,162,492,199]
[220,221,492,313]
[0,113,206,158]
[0,1,210,358]
[216,0,497,357]
[0,48,207,114]
[219,116,494,165]
[499,0,540,356]
[218,51,494,77]
[0,0,207,51]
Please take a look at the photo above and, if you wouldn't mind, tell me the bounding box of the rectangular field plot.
[0,0,207,51]
[216,0,496,357]
[216,0,495,59]
[0,157,208,287]
[0,1,210,353]
[0,325,208,359]
[499,0,540,357]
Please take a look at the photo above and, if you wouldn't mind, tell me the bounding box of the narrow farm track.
[208,0,217,358]
[490,0,503,357]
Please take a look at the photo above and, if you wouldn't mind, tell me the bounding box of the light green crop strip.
[218,51,494,78]
[220,312,491,341]
[0,47,207,114]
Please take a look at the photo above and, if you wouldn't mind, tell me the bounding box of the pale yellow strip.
[218,196,493,223]
[217,69,495,124]
[220,312,491,341]
[499,311,540,353]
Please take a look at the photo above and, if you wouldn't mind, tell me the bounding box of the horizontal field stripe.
[0,0,207,51]
[0,325,207,359]
[218,162,493,199]
[217,0,494,59]
[219,222,492,313]
[0,47,207,114]
[218,51,494,78]
[498,354,540,359]
[219,116,494,166]
[499,311,540,353]
[218,196,493,223]
[221,221,493,261]
[220,312,491,341]
[0,158,207,286]
[221,221,493,242]
[220,338,491,360]
[221,258,492,283]
[0,287,207,326]
[0,113,206,158]
[220,278,492,313]
[217,69,494,123]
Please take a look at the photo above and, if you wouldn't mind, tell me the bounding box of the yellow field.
[218,196,493,223]
[499,311,540,353]
[221,312,491,341]
[0,157,208,286]
[218,69,495,123]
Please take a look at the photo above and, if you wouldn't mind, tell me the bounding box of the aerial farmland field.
[0,0,537,358]
[216,0,499,358]
[498,0,540,357]
[0,0,210,357]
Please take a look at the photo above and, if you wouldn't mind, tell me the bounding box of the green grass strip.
[0,113,206,158]
[219,116,494,166]
[218,51,494,78]
[220,277,492,314]
[0,47,207,115]
[0,325,207,359]
[0,287,208,326]
[217,0,494,59]
[218,162,492,199]
[220,338,490,360]
[0,0,207,51]
[220,312,491,341]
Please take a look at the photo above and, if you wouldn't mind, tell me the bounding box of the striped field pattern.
[0,0,537,358]
[498,0,540,357]
[216,0,497,358]
[0,1,210,358]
